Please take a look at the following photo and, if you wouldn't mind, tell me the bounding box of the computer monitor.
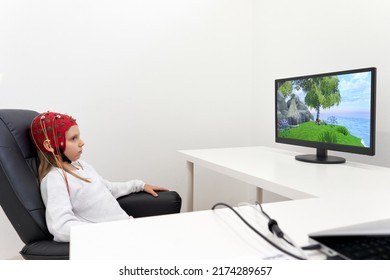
[275,67,376,164]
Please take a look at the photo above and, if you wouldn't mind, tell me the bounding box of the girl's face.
[63,125,84,162]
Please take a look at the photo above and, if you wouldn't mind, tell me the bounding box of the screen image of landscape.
[276,69,374,150]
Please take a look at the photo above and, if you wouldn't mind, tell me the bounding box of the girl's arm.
[102,179,169,198]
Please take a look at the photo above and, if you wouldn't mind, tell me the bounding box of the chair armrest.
[117,191,182,218]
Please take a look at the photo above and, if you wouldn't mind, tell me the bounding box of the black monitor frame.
[275,67,376,164]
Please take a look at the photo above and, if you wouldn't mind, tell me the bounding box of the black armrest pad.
[117,191,182,218]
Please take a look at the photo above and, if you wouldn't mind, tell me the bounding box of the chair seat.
[20,240,69,260]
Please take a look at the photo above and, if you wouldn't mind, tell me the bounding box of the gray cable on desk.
[211,202,306,260]
[249,201,307,257]
[253,202,322,252]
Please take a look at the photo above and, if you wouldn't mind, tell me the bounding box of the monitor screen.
[275,67,376,164]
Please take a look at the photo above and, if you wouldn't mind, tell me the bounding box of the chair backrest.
[0,109,53,244]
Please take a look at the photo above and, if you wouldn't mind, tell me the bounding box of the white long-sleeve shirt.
[40,160,145,242]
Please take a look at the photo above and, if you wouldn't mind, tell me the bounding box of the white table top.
[70,205,300,260]
[71,146,390,260]
[178,146,390,202]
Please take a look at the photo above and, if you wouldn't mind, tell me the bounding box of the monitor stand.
[295,148,346,164]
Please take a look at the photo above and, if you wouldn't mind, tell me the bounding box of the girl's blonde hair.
[37,152,90,184]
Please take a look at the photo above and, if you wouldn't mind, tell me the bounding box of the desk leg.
[256,188,263,203]
[186,161,194,212]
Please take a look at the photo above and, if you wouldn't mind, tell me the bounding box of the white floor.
[7,255,23,260]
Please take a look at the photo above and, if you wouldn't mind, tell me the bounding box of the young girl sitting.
[30,111,168,242]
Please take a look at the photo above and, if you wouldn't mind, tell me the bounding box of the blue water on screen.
[323,115,371,147]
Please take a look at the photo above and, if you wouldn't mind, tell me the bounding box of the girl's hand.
[143,184,169,197]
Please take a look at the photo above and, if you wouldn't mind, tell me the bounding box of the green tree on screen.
[294,76,341,120]
[278,81,293,98]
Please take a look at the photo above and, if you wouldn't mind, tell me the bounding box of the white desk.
[70,205,303,260]
[70,199,390,260]
[70,146,390,260]
[178,146,390,211]
[177,146,390,245]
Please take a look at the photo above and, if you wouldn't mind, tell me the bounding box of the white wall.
[0,0,254,259]
[252,0,390,168]
[252,0,390,202]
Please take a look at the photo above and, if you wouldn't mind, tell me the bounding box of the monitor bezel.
[275,67,376,157]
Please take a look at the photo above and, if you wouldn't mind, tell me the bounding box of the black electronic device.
[309,218,390,260]
[275,67,376,163]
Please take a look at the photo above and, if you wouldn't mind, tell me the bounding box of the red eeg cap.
[30,111,78,154]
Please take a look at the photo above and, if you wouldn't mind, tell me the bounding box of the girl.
[30,111,167,242]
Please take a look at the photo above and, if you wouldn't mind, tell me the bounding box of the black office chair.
[0,109,182,260]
